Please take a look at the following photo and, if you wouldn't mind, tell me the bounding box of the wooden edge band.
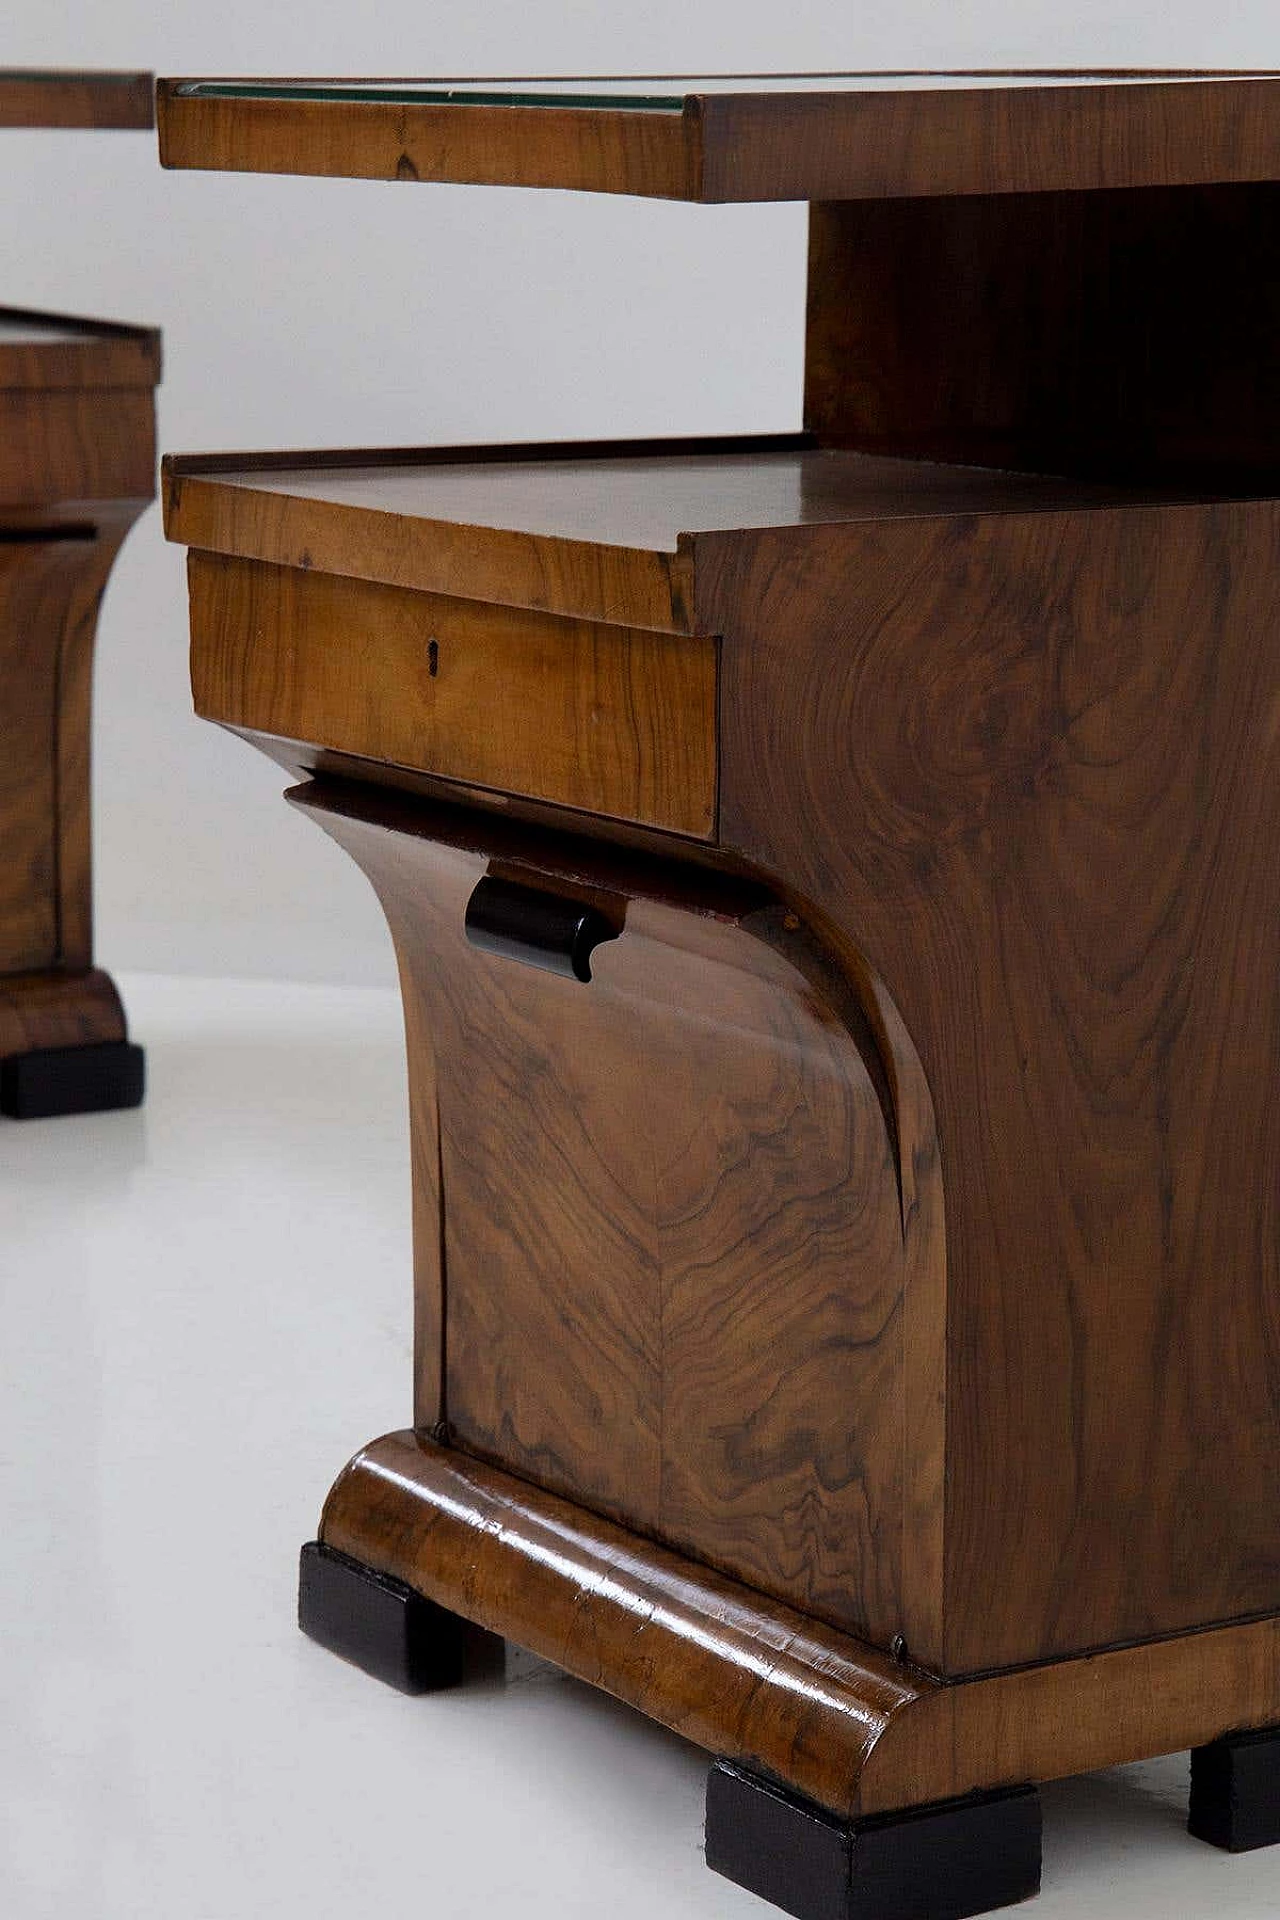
[319,1429,927,1819]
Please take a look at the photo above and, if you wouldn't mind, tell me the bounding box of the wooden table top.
[163,436,1217,632]
[0,309,161,391]
[0,70,152,130]
[158,71,1280,200]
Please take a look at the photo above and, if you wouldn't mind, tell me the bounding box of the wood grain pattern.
[0,514,144,982]
[712,498,1280,1676]
[293,779,942,1655]
[806,187,1280,482]
[173,457,1280,1684]
[0,541,72,970]
[170,72,1280,1834]
[0,71,152,130]
[157,84,700,198]
[189,553,718,837]
[322,1430,1280,1818]
[1,392,155,506]
[157,74,1280,202]
[0,307,157,1059]
[0,310,160,393]
[322,1427,928,1820]
[698,77,1280,201]
[162,440,1174,633]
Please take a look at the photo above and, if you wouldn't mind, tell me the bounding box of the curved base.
[317,1431,1280,1825]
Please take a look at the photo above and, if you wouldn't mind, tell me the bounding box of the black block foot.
[0,1040,145,1119]
[299,1540,490,1694]
[705,1762,1041,1920]
[1190,1724,1280,1852]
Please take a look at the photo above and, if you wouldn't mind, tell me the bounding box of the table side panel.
[805,187,1280,483]
[0,544,61,970]
[714,500,1280,1675]
[0,390,156,505]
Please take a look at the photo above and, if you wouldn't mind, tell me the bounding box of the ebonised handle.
[464,875,618,983]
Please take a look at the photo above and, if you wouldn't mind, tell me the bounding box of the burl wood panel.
[806,187,1280,483]
[710,497,1280,1676]
[324,1431,1280,1818]
[188,552,718,838]
[291,780,945,1657]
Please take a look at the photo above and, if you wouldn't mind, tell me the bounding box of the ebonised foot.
[1189,1724,1280,1852]
[299,1539,501,1694]
[705,1762,1041,1920]
[0,1039,145,1120]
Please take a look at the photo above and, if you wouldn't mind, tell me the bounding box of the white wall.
[4,6,1280,984]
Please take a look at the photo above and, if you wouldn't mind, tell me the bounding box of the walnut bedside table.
[0,70,158,1118]
[158,73,1280,1920]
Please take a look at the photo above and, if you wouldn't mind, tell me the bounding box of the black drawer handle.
[464,876,619,983]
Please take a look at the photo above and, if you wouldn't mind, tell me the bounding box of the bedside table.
[159,72,1280,1918]
[0,70,158,1118]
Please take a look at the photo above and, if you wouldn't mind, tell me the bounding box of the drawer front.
[188,551,718,839]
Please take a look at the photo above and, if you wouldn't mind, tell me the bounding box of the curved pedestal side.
[289,776,947,1666]
[1,306,159,1114]
[0,511,148,1103]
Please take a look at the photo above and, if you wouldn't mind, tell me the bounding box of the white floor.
[2,972,1276,1920]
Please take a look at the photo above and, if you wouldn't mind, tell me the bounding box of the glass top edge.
[173,70,1280,112]
[0,69,150,85]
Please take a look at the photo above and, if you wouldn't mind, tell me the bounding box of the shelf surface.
[170,443,1159,547]
[164,438,1210,633]
[158,71,1280,200]
[0,70,153,130]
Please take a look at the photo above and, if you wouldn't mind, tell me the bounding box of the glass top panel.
[175,71,1267,113]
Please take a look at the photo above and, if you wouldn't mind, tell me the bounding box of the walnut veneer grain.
[0,307,157,1060]
[158,73,1280,202]
[169,73,1280,1838]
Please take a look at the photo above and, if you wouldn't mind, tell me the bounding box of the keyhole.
[427,639,439,677]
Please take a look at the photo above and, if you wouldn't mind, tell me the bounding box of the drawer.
[187,551,718,838]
